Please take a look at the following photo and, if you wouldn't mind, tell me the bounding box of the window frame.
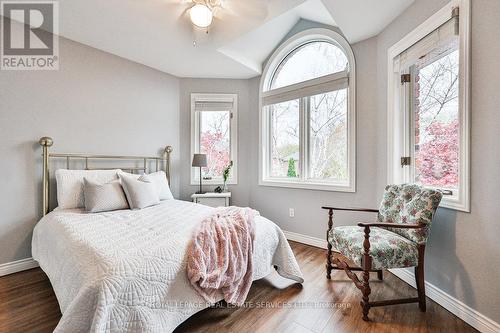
[259,28,356,192]
[190,93,238,185]
[387,0,470,212]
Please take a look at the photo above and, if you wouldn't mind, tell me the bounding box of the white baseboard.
[389,268,500,333]
[283,230,327,249]
[283,230,500,333]
[0,257,39,277]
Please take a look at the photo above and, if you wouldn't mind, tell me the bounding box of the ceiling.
[6,0,415,78]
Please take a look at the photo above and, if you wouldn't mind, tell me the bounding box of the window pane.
[309,89,348,181]
[269,100,300,178]
[270,41,348,90]
[199,111,230,178]
[413,42,459,191]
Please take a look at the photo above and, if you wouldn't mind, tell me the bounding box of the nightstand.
[191,192,231,207]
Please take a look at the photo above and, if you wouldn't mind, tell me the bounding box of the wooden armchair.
[322,184,443,321]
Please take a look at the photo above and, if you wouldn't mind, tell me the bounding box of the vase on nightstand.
[221,161,233,193]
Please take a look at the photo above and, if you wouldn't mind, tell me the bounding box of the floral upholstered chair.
[322,184,443,321]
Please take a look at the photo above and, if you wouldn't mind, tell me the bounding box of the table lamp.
[192,154,207,194]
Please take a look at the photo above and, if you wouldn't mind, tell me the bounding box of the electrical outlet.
[289,208,295,218]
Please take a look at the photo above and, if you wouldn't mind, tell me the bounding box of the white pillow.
[83,178,129,213]
[118,171,173,200]
[147,171,174,200]
[55,169,121,209]
[119,173,160,209]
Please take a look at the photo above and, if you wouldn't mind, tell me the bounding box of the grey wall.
[0,20,180,264]
[178,78,252,207]
[375,0,500,322]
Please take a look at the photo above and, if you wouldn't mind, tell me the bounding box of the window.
[269,99,300,178]
[269,42,349,90]
[259,29,356,192]
[412,43,459,191]
[387,0,470,211]
[191,93,237,185]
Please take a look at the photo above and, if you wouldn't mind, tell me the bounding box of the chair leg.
[415,264,426,312]
[326,246,333,279]
[415,245,426,312]
[326,209,334,280]
[377,270,383,281]
[361,269,371,321]
[326,266,332,279]
[361,225,372,321]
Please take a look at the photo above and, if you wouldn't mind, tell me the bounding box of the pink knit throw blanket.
[187,206,258,305]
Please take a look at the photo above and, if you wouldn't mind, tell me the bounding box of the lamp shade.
[192,154,207,167]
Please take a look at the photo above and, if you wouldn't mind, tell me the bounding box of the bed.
[32,137,304,333]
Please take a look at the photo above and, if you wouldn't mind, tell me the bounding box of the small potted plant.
[221,161,233,192]
[215,161,233,193]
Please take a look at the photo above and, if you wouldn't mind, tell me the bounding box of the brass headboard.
[39,136,173,216]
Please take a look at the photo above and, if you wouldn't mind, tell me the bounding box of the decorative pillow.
[83,178,129,213]
[55,169,121,209]
[119,173,160,209]
[145,171,174,200]
[118,171,173,200]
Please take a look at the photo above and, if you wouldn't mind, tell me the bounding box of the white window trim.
[258,28,356,192]
[387,0,470,212]
[190,93,238,186]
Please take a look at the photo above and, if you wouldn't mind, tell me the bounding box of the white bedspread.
[32,200,303,333]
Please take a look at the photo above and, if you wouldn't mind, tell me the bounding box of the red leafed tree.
[414,48,460,189]
[200,131,230,177]
[415,119,459,187]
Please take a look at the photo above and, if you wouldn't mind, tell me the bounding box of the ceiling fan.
[183,0,268,30]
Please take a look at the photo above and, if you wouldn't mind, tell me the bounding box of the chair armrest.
[357,222,424,229]
[322,206,379,213]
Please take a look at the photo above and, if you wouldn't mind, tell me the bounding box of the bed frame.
[38,136,173,216]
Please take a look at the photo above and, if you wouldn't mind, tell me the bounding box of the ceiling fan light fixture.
[190,4,213,28]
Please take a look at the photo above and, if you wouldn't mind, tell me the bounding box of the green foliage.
[287,158,297,178]
[222,161,233,183]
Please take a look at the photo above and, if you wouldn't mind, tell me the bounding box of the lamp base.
[195,190,206,194]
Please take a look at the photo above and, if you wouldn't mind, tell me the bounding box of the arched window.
[259,28,356,191]
[269,41,349,90]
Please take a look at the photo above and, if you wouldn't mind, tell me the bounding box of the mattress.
[32,200,303,332]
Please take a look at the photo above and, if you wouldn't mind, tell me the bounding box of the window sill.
[259,179,355,193]
[439,197,470,212]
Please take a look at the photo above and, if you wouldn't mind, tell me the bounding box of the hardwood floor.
[0,242,476,333]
